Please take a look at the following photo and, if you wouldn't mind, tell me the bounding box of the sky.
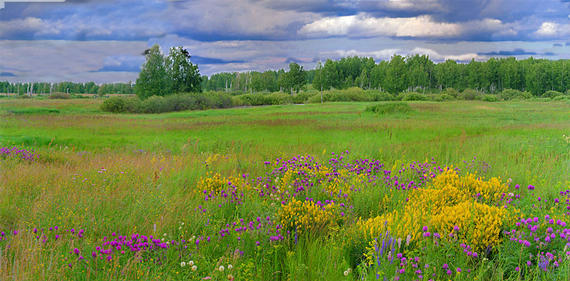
[0,0,569,83]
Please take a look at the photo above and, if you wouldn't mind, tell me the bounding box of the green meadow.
[1,98,569,280]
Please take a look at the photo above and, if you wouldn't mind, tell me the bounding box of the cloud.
[163,0,318,41]
[0,0,168,40]
[0,71,16,76]
[299,13,517,40]
[191,56,245,65]
[553,43,563,47]
[0,40,146,82]
[478,48,556,57]
[92,55,144,72]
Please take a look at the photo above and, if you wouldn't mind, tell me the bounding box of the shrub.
[441,88,459,98]
[48,92,71,99]
[542,90,564,98]
[552,95,570,101]
[238,93,272,106]
[366,91,395,101]
[365,102,413,115]
[499,89,532,100]
[398,92,427,101]
[429,94,455,102]
[458,88,482,100]
[141,95,167,113]
[292,92,317,104]
[266,92,292,105]
[479,94,499,102]
[101,96,136,113]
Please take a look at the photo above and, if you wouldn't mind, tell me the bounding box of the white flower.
[179,226,182,230]
[191,265,197,271]
[181,222,185,225]
[228,264,233,270]
[189,260,194,266]
[163,233,167,236]
[344,271,349,276]
[347,268,352,273]
[219,265,225,272]
[181,262,186,267]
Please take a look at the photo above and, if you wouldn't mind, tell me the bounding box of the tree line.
[2,54,568,97]
[203,56,569,96]
[0,81,134,95]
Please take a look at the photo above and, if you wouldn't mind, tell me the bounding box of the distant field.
[0,98,569,280]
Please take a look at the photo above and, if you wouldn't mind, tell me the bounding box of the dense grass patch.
[364,102,413,115]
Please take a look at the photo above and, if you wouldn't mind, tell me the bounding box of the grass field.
[1,98,569,280]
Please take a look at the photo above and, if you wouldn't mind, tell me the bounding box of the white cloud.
[536,22,558,36]
[299,13,516,39]
[534,21,570,38]
[300,14,460,38]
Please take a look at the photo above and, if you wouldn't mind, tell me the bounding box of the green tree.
[135,44,170,99]
[166,46,202,93]
[280,63,306,94]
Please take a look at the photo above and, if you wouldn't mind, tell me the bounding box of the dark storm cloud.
[479,48,556,56]
[191,56,246,65]
[0,72,16,77]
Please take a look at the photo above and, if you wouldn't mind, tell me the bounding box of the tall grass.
[0,99,569,280]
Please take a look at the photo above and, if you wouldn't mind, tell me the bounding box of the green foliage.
[101,92,234,113]
[429,93,455,102]
[135,45,171,99]
[279,63,306,94]
[365,102,413,115]
[167,46,202,93]
[542,90,564,98]
[238,93,292,106]
[398,92,428,101]
[441,88,459,98]
[135,45,202,99]
[101,96,141,113]
[499,89,532,100]
[459,88,481,100]
[479,94,499,102]
[48,92,71,99]
[292,92,317,104]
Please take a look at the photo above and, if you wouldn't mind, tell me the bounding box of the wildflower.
[228,264,233,270]
[189,260,194,266]
[219,265,225,272]
[181,262,186,267]
[192,265,197,271]
[344,271,349,276]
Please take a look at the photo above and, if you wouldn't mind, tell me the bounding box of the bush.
[141,96,167,113]
[238,93,272,106]
[429,94,455,102]
[499,89,532,100]
[552,95,570,101]
[101,92,236,114]
[479,94,499,102]
[101,96,138,113]
[459,89,481,100]
[441,88,459,98]
[542,90,564,98]
[365,102,413,115]
[366,90,396,101]
[49,92,71,99]
[292,92,317,104]
[397,92,427,101]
